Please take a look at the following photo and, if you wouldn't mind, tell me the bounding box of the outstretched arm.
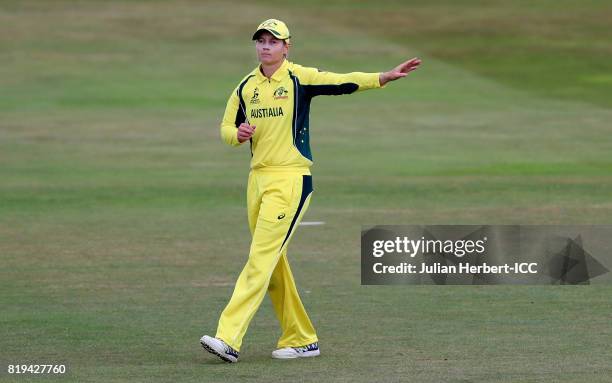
[298,67,382,96]
[296,57,422,97]
[379,57,422,86]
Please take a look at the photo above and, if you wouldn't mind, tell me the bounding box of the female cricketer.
[201,19,421,363]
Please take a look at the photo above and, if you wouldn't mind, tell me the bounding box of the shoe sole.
[200,340,236,363]
[272,350,320,359]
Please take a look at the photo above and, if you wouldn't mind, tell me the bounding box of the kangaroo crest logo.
[273,86,289,100]
[250,87,260,104]
[259,20,282,37]
[262,20,278,28]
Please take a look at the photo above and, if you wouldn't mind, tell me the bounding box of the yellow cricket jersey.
[220,59,383,170]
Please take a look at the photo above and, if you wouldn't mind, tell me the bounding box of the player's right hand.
[237,123,256,143]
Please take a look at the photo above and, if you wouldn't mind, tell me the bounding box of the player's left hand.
[379,57,421,86]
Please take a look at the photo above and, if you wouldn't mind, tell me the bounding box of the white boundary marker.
[299,221,326,226]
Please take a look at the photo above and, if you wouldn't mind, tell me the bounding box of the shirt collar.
[254,59,290,84]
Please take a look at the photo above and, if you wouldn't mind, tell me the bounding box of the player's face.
[255,32,288,65]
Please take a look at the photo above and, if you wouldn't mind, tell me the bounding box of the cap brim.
[252,28,288,40]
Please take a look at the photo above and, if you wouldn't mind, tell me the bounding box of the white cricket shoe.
[200,335,239,363]
[272,342,320,359]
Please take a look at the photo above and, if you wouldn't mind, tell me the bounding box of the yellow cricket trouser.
[215,168,318,351]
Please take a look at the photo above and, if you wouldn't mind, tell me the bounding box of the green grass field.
[1,1,611,382]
